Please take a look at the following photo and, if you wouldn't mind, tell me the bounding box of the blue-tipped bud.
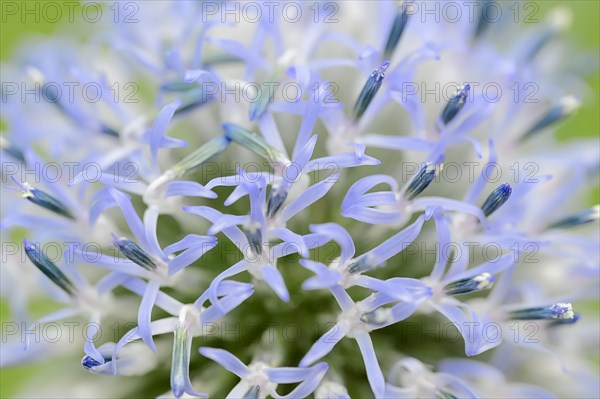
[11,177,74,219]
[174,88,214,115]
[266,183,288,218]
[223,123,287,164]
[547,205,599,229]
[520,95,580,141]
[41,83,60,103]
[82,355,103,370]
[249,79,277,121]
[243,386,261,399]
[1,136,26,163]
[481,183,512,217]
[509,302,576,321]
[243,223,263,255]
[441,84,470,124]
[99,124,120,138]
[383,5,411,60]
[203,53,243,66]
[23,239,76,295]
[403,162,441,200]
[82,354,112,373]
[160,81,199,93]
[473,0,495,39]
[523,8,571,61]
[352,61,390,122]
[112,234,157,271]
[444,272,495,296]
[550,313,580,326]
[436,389,459,399]
[170,136,231,176]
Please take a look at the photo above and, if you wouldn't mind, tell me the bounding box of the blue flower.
[199,347,328,398]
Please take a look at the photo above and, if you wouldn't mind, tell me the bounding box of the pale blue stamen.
[403,162,440,200]
[352,61,390,122]
[444,272,495,296]
[547,205,599,229]
[481,183,512,217]
[383,6,410,59]
[112,233,157,271]
[441,84,470,124]
[509,303,575,320]
[11,177,74,219]
[23,239,76,295]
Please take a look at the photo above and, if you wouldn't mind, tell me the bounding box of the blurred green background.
[1,1,598,397]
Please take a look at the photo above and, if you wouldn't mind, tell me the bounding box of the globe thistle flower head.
[1,1,599,398]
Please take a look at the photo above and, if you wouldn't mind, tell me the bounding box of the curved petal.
[183,206,250,251]
[269,363,329,399]
[354,332,385,399]
[149,100,181,164]
[260,264,290,302]
[166,235,217,276]
[309,223,355,264]
[138,279,161,352]
[165,181,217,199]
[198,347,250,378]
[281,174,340,222]
[299,322,349,367]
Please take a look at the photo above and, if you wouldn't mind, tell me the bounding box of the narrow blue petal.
[361,134,436,152]
[138,280,161,352]
[165,181,217,199]
[309,223,355,265]
[107,188,148,248]
[268,363,329,399]
[149,100,181,164]
[199,347,250,378]
[272,228,309,258]
[167,235,217,276]
[299,323,349,367]
[350,213,429,273]
[183,206,250,251]
[205,261,249,314]
[281,174,339,222]
[354,332,385,399]
[201,285,254,323]
[430,209,451,281]
[260,264,290,302]
[143,206,165,259]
